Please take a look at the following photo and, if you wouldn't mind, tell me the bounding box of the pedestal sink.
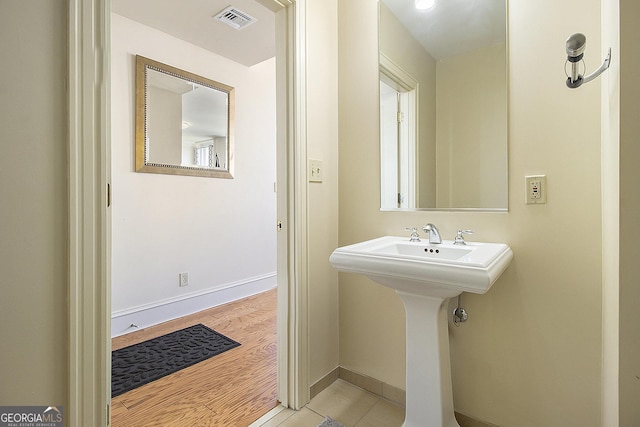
[329,236,513,427]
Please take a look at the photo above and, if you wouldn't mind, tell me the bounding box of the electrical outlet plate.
[308,159,323,182]
[179,272,189,287]
[525,175,546,204]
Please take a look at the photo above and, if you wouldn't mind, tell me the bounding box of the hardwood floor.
[111,289,278,427]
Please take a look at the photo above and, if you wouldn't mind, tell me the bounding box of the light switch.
[309,159,323,182]
[525,175,546,204]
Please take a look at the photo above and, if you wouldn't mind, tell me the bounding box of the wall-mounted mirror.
[135,55,235,178]
[379,0,507,210]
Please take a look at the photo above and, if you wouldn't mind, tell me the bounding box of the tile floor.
[251,379,405,427]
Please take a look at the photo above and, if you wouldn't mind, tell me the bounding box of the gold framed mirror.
[135,55,235,178]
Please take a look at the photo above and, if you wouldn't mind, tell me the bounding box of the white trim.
[68,0,111,425]
[111,274,276,337]
[379,53,418,92]
[379,53,419,209]
[275,0,309,410]
[289,0,310,410]
[70,0,307,423]
[255,0,292,12]
[275,7,290,409]
[247,405,290,426]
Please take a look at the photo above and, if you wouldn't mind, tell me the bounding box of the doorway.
[67,1,308,425]
[110,0,279,424]
[379,78,416,209]
[379,55,418,210]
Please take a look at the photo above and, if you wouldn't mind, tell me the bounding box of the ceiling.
[112,0,504,66]
[111,0,276,66]
[381,0,506,60]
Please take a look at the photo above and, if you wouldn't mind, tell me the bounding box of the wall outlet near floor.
[525,175,547,204]
[179,272,189,287]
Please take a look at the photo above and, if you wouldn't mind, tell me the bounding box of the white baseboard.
[111,273,276,337]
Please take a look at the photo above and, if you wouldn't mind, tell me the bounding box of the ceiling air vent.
[214,7,257,30]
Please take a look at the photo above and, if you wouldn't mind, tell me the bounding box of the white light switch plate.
[309,159,323,182]
[525,175,546,204]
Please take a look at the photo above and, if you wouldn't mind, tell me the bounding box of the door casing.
[67,0,309,424]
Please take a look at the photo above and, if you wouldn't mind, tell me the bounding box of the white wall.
[111,14,277,334]
[338,0,603,425]
[0,0,67,406]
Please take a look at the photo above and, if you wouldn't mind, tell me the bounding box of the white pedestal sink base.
[397,291,460,427]
[329,236,513,427]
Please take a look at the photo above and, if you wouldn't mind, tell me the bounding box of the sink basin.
[329,235,513,298]
[330,235,513,427]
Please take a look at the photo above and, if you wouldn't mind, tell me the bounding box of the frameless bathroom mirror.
[379,0,508,210]
[135,55,235,178]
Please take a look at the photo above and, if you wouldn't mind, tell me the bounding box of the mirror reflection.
[379,0,508,210]
[136,55,235,178]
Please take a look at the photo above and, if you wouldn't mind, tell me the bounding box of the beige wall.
[306,0,341,386]
[338,0,603,425]
[2,1,636,424]
[619,0,640,424]
[147,86,182,165]
[601,0,619,424]
[0,0,68,407]
[338,0,409,392]
[436,44,507,208]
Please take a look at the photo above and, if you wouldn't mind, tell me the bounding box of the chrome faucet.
[422,223,442,244]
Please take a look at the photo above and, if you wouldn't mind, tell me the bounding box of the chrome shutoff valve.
[453,306,468,325]
[453,295,468,326]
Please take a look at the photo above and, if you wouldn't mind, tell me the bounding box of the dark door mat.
[111,323,240,398]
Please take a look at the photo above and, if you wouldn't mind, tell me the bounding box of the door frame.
[67,0,308,424]
[379,53,418,209]
[67,0,111,424]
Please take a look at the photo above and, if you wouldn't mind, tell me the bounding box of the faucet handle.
[454,229,474,245]
[404,227,421,242]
